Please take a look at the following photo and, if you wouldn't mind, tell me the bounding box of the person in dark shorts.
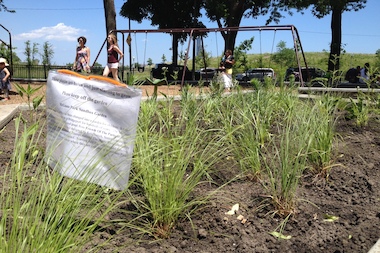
[345,66,361,83]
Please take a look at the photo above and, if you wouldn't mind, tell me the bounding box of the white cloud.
[14,23,85,42]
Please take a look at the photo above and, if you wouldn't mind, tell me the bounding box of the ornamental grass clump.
[209,74,226,97]
[346,92,371,127]
[132,97,226,238]
[0,115,117,253]
[180,85,200,128]
[262,95,314,216]
[306,95,342,175]
[218,90,277,179]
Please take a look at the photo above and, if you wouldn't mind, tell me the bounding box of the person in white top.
[359,63,370,84]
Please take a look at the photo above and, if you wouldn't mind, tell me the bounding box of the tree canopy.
[0,0,14,13]
[120,0,204,64]
[119,0,290,63]
[117,0,367,72]
[203,0,288,53]
[271,0,367,72]
[310,0,366,72]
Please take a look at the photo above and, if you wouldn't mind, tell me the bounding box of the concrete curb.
[0,103,46,130]
[0,104,19,130]
[368,239,380,253]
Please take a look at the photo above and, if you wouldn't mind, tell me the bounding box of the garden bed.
[0,90,379,253]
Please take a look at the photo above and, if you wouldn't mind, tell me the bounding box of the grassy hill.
[228,52,378,77]
[129,52,379,81]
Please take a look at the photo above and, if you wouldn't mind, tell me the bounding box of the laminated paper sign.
[46,70,142,190]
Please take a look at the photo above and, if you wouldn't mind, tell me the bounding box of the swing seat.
[133,32,148,73]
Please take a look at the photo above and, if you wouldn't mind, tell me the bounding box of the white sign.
[46,70,142,190]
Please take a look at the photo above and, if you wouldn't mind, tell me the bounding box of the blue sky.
[1,0,379,67]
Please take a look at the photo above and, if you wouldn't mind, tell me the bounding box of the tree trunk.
[172,34,179,65]
[215,0,244,55]
[223,31,238,53]
[328,7,342,72]
[103,0,117,36]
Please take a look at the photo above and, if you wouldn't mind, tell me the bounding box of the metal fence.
[10,64,104,82]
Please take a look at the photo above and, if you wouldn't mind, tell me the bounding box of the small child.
[0,58,11,101]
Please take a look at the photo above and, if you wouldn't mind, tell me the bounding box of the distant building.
[195,37,202,56]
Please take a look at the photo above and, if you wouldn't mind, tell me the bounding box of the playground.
[1,24,379,252]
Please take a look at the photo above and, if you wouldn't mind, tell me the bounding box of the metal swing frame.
[93,25,309,87]
[0,24,13,67]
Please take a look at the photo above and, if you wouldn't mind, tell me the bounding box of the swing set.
[93,25,309,87]
[134,32,147,72]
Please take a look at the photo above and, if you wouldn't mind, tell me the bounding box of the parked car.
[285,67,326,82]
[235,68,275,82]
[151,63,199,81]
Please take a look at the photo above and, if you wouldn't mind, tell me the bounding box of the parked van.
[235,68,275,82]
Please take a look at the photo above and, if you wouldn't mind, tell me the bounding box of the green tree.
[120,0,204,65]
[0,0,15,12]
[271,41,296,69]
[203,0,285,52]
[24,41,39,65]
[195,49,211,69]
[147,58,153,67]
[161,54,167,63]
[41,41,54,66]
[32,42,39,64]
[234,37,254,71]
[272,0,366,72]
[0,44,20,64]
[24,41,32,66]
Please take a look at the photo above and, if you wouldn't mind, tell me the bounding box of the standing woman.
[73,36,91,73]
[219,49,235,91]
[103,34,124,81]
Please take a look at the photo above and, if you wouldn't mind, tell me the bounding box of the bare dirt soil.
[0,84,379,252]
